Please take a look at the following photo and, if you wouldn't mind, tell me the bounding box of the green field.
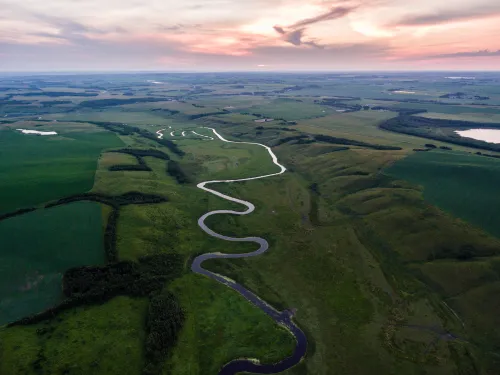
[386,150,500,238]
[0,201,104,325]
[0,127,123,213]
[0,296,147,375]
[3,72,500,375]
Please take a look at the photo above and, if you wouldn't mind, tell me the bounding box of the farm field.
[0,201,104,325]
[386,150,500,238]
[0,126,123,213]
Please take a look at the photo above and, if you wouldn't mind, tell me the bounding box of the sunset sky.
[1,0,499,71]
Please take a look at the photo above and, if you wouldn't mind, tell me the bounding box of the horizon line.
[1,69,500,75]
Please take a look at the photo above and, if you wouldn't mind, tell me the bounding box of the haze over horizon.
[1,0,500,72]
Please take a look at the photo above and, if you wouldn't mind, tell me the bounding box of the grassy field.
[0,296,148,375]
[385,149,500,366]
[167,275,296,374]
[90,133,300,372]
[386,150,500,239]
[419,111,500,123]
[0,126,123,213]
[0,201,104,325]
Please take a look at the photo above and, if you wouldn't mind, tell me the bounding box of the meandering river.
[191,127,307,374]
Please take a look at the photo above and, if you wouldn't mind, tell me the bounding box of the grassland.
[386,150,500,367]
[91,133,297,372]
[0,201,104,325]
[0,125,123,213]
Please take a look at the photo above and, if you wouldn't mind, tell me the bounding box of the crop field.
[386,150,500,238]
[0,125,123,213]
[0,201,104,324]
[2,72,500,375]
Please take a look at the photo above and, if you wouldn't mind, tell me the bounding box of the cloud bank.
[0,0,499,70]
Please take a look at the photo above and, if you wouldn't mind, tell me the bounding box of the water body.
[191,127,307,374]
[455,129,500,144]
[17,129,58,135]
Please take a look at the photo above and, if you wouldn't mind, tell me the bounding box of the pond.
[17,129,58,135]
[455,129,500,144]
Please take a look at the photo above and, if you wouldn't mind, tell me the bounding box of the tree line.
[313,134,402,150]
[63,253,183,298]
[8,253,184,326]
[0,207,37,222]
[110,148,170,160]
[10,252,186,375]
[271,133,402,150]
[167,160,191,184]
[46,192,168,262]
[79,97,169,108]
[143,291,185,375]
[256,126,297,132]
[21,91,98,97]
[188,110,229,120]
[40,100,72,106]
[107,148,171,172]
[380,115,500,152]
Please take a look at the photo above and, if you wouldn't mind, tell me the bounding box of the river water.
[191,127,307,375]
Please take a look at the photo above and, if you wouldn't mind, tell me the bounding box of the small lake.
[455,129,500,144]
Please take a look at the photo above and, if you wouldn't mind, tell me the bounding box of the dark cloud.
[273,6,355,48]
[291,6,356,28]
[429,49,500,58]
[31,32,67,40]
[285,29,304,46]
[273,26,286,35]
[393,5,500,27]
[273,27,324,49]
[22,11,128,45]
[251,41,391,66]
[303,40,325,49]
[157,24,202,32]
[35,14,105,34]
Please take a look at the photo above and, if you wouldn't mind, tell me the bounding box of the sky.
[1,0,499,71]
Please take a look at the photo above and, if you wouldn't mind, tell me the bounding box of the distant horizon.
[1,69,500,75]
